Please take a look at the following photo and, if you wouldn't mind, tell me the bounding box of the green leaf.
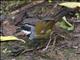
[0,36,25,43]
[48,0,52,3]
[59,2,80,8]
[56,16,74,31]
[57,21,74,31]
[75,13,80,18]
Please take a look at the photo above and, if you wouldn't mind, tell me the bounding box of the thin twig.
[52,35,57,50]
[42,31,54,51]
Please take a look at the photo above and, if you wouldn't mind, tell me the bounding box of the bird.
[21,20,53,48]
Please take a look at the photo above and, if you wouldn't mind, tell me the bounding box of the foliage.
[1,0,79,15]
[1,0,29,15]
[0,36,25,43]
[56,16,75,31]
[59,2,80,8]
[57,20,74,31]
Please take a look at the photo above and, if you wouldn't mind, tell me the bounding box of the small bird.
[21,20,53,48]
